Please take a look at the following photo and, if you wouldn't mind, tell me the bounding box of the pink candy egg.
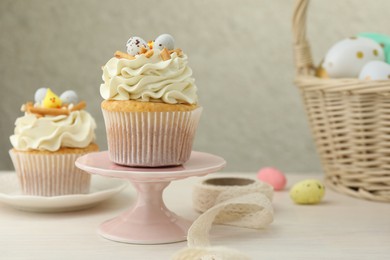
[257,167,287,191]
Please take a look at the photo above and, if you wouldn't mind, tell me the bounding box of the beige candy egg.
[359,60,390,80]
[322,37,384,78]
[290,179,325,205]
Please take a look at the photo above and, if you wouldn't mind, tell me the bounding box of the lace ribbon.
[172,177,274,260]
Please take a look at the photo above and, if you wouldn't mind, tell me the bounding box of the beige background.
[1,0,389,172]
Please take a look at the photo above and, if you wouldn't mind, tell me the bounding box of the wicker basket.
[292,0,390,202]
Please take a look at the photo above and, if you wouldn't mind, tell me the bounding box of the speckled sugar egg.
[34,88,47,103]
[290,179,325,205]
[60,90,79,104]
[154,34,175,50]
[257,167,287,191]
[359,60,390,80]
[322,37,384,78]
[126,36,148,56]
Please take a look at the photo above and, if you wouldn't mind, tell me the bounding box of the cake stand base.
[76,151,226,244]
[99,181,191,244]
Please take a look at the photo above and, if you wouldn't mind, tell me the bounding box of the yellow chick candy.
[290,179,325,205]
[42,88,62,108]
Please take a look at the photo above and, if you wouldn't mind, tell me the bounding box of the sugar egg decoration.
[126,36,148,56]
[359,60,390,80]
[257,167,287,191]
[290,179,325,205]
[60,90,79,104]
[154,34,175,50]
[322,37,384,78]
[34,88,48,103]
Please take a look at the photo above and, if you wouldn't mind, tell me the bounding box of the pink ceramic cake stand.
[75,151,226,244]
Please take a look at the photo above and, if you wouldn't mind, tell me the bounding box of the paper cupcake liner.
[102,107,202,167]
[9,150,92,196]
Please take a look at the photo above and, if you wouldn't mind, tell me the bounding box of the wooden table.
[0,171,389,259]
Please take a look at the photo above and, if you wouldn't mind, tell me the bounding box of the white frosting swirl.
[100,49,198,104]
[10,111,96,151]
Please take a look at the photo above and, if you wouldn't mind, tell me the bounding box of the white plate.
[0,173,128,213]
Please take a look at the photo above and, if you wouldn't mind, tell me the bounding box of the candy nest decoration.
[21,88,87,118]
[76,151,226,244]
[293,0,390,202]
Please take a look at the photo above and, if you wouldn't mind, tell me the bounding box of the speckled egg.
[34,88,47,103]
[358,33,390,63]
[126,36,148,56]
[154,34,175,50]
[359,60,390,80]
[60,90,79,104]
[322,37,384,78]
[257,167,287,191]
[290,179,325,205]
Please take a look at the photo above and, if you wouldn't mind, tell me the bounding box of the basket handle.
[292,0,315,76]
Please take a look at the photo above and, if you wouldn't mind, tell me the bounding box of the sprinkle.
[160,48,171,61]
[114,51,135,60]
[145,50,154,58]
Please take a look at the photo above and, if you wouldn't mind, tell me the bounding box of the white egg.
[359,60,390,80]
[34,88,47,103]
[60,90,79,104]
[126,36,148,56]
[323,37,384,78]
[154,34,175,50]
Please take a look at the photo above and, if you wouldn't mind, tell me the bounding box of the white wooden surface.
[0,171,389,260]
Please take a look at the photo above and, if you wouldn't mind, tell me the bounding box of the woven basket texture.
[293,0,390,202]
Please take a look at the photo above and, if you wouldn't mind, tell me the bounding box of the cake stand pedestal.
[76,151,226,244]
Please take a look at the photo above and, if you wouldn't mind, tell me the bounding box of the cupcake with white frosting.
[9,88,98,196]
[100,34,202,167]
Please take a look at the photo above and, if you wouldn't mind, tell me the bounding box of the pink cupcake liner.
[9,150,92,196]
[102,107,202,167]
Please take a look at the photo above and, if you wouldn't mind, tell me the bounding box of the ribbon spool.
[172,177,274,260]
[193,177,273,213]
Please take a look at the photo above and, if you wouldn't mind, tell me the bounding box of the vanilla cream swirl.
[100,49,198,104]
[10,110,96,151]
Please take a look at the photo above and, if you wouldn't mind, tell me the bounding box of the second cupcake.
[100,34,201,167]
[9,88,98,196]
